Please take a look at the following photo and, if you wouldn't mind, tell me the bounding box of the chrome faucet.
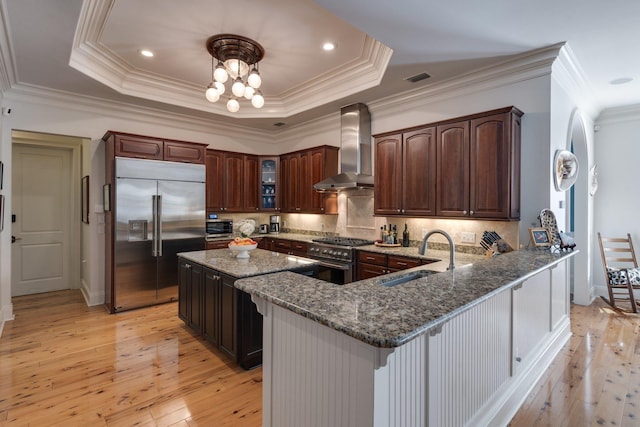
[419,229,456,270]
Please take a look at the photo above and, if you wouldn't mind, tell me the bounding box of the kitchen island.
[177,248,318,369]
[235,248,578,426]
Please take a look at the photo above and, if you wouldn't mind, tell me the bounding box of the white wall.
[593,105,640,295]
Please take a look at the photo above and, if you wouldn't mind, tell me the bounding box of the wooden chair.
[598,232,640,313]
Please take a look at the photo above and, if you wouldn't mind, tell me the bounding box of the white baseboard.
[80,280,105,307]
[0,303,15,338]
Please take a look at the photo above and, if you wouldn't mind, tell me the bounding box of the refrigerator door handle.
[157,195,163,257]
[152,195,159,257]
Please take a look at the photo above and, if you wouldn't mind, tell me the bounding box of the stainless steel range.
[307,237,375,284]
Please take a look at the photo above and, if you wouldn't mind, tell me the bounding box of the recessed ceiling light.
[140,49,154,58]
[322,42,335,51]
[610,77,633,85]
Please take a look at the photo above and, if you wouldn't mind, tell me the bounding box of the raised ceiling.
[3,0,640,130]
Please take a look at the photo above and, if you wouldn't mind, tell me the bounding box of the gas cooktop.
[311,237,375,247]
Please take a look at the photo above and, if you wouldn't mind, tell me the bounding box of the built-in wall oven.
[307,237,375,285]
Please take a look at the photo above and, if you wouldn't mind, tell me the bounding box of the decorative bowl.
[228,242,258,258]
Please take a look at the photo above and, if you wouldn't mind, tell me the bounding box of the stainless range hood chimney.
[313,103,373,191]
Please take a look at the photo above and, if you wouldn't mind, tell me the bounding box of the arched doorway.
[565,110,591,305]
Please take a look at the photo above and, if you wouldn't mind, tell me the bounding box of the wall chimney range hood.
[313,103,373,192]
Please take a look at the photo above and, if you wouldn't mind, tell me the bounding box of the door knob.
[11,236,22,243]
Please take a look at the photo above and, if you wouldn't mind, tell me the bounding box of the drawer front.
[291,241,308,253]
[357,262,388,280]
[115,135,163,160]
[273,239,293,252]
[164,141,206,164]
[357,251,387,266]
[388,255,422,270]
[207,240,231,250]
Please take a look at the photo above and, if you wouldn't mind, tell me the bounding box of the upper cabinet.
[106,131,206,164]
[374,127,437,216]
[259,157,280,211]
[206,150,260,213]
[374,106,522,220]
[280,146,339,214]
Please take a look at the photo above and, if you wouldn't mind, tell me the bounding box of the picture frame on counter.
[529,227,551,248]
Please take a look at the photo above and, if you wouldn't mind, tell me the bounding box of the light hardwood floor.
[1,290,638,426]
[0,290,262,426]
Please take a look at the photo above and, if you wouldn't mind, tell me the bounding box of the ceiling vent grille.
[273,122,286,127]
[405,72,431,83]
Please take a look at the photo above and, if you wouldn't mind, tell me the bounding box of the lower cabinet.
[178,258,262,370]
[356,250,431,280]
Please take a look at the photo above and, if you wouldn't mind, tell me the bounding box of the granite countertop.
[234,249,578,348]
[178,248,319,278]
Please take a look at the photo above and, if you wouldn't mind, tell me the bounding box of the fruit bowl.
[228,242,258,258]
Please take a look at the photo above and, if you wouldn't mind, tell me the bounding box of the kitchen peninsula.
[235,249,578,427]
[177,248,318,369]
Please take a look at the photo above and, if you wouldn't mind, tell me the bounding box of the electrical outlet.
[461,232,476,243]
[422,228,428,238]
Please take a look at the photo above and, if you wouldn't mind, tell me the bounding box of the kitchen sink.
[379,269,437,287]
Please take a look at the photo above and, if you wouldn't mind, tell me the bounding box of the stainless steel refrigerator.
[114,157,205,312]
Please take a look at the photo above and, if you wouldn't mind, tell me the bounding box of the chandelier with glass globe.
[205,34,265,113]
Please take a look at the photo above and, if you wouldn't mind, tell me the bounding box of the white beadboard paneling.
[429,289,511,427]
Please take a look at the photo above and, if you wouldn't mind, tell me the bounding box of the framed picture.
[103,184,111,212]
[81,175,89,224]
[0,160,3,190]
[529,227,551,247]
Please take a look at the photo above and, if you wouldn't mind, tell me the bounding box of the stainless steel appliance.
[307,237,375,284]
[206,216,233,239]
[114,157,205,311]
[270,215,280,233]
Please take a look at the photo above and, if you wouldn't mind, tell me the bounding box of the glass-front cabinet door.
[260,157,279,211]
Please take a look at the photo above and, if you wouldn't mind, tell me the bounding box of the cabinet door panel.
[202,269,220,346]
[219,275,237,359]
[206,150,224,211]
[115,135,163,160]
[374,135,403,215]
[357,263,387,280]
[436,122,470,217]
[223,153,244,212]
[164,141,205,164]
[243,155,260,212]
[299,152,312,211]
[402,127,436,216]
[471,113,520,219]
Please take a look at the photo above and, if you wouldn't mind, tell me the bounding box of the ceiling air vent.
[273,122,286,127]
[405,72,431,83]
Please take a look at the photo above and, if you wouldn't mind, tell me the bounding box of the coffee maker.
[269,215,280,233]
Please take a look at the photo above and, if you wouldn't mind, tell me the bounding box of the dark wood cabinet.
[202,269,221,346]
[469,112,521,219]
[223,152,244,212]
[374,127,436,216]
[373,106,522,220]
[206,150,260,213]
[178,257,263,370]
[244,155,260,212]
[106,131,205,163]
[271,238,308,257]
[219,273,238,360]
[205,150,224,212]
[280,146,338,214]
[356,250,434,281]
[164,140,206,163]
[259,157,280,211]
[436,121,470,217]
[178,259,203,333]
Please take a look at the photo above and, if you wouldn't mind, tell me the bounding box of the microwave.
[206,218,233,239]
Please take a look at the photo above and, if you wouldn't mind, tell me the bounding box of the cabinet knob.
[470,210,474,215]
[463,210,467,215]
[397,209,401,212]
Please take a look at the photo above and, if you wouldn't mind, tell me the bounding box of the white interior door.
[11,145,72,296]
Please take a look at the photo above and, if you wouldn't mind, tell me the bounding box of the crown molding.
[70,0,392,120]
[3,82,277,141]
[369,43,563,120]
[0,0,17,92]
[552,43,600,120]
[596,103,640,125]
